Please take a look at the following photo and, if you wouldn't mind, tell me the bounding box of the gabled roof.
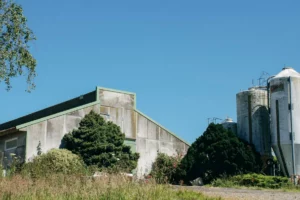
[0,91,96,131]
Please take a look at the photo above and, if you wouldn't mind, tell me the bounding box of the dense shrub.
[22,149,85,177]
[211,173,291,189]
[150,153,184,184]
[62,111,139,173]
[181,123,262,184]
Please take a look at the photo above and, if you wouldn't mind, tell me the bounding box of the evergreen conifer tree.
[181,123,262,183]
[62,111,139,172]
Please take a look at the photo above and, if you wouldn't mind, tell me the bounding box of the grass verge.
[0,174,221,200]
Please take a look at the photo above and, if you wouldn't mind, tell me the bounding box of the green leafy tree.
[181,123,262,183]
[62,111,139,173]
[0,0,36,91]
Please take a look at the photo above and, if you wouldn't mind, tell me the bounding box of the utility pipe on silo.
[288,77,296,185]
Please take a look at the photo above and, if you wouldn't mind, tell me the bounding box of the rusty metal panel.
[99,89,134,109]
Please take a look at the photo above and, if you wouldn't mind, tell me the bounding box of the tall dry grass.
[0,174,220,200]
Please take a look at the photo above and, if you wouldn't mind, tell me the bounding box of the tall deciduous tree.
[0,0,36,91]
[181,123,262,183]
[62,111,139,173]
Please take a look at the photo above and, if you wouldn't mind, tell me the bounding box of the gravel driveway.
[176,186,300,200]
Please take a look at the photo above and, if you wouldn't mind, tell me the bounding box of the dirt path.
[176,186,300,200]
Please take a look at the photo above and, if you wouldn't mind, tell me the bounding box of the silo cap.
[273,67,300,78]
[223,117,234,123]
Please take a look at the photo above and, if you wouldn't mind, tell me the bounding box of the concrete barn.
[0,87,189,177]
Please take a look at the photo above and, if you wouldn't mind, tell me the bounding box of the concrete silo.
[221,117,237,135]
[269,67,300,177]
[236,87,271,156]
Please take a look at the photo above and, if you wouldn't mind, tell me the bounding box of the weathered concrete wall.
[135,112,188,177]
[20,104,100,160]
[98,89,188,177]
[100,106,137,139]
[15,88,188,178]
[99,89,135,109]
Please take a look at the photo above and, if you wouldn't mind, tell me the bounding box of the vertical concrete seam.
[121,107,126,134]
[44,120,47,153]
[135,111,138,140]
[158,127,161,152]
[63,115,66,135]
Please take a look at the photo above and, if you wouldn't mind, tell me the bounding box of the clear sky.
[1,0,300,143]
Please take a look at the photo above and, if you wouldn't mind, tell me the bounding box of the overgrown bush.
[62,111,139,173]
[150,153,185,184]
[22,149,85,177]
[211,173,292,189]
[181,123,262,184]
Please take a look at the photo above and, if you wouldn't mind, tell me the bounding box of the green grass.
[0,174,221,200]
[210,174,300,192]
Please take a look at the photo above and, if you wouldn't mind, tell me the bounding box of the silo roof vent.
[282,67,294,70]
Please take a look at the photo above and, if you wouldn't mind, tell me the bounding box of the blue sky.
[1,0,300,143]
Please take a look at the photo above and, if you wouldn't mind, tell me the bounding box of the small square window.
[5,138,18,151]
